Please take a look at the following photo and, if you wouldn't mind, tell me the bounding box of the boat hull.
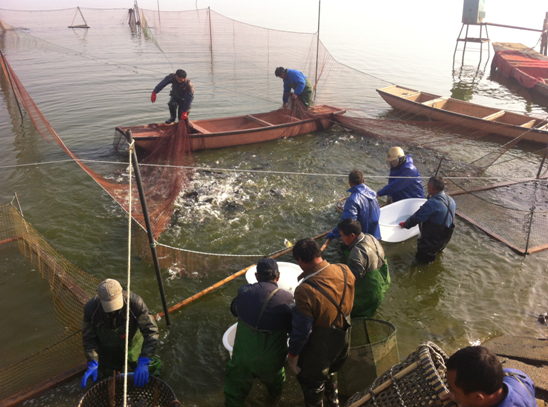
[377,85,548,144]
[117,105,345,152]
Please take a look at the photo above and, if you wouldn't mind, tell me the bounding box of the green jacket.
[346,233,390,318]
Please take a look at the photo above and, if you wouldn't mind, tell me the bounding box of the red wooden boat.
[116,105,346,152]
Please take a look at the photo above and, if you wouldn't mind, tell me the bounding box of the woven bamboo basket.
[344,341,457,407]
[78,374,180,407]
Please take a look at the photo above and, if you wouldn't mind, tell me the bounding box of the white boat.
[379,198,427,243]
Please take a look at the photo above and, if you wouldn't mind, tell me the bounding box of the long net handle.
[155,231,328,318]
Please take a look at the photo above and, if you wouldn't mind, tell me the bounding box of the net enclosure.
[0,203,101,406]
[338,318,400,398]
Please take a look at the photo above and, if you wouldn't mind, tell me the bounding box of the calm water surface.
[1,5,548,406]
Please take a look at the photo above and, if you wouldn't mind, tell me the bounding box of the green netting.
[0,203,101,404]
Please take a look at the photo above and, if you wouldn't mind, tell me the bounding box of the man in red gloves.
[151,69,194,124]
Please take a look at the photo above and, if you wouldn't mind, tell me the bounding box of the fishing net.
[0,203,101,405]
[344,341,456,407]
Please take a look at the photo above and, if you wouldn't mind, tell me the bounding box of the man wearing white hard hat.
[81,279,161,388]
[377,147,424,204]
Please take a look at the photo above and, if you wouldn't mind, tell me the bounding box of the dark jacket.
[288,261,355,356]
[153,74,195,112]
[231,281,294,332]
[82,291,159,362]
[377,155,424,202]
[330,183,381,240]
[403,191,455,228]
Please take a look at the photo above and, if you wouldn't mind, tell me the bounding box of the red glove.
[291,93,298,100]
[180,112,188,120]
[151,92,157,103]
[399,222,405,229]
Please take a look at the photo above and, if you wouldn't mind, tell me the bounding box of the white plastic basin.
[379,198,427,243]
[222,322,238,358]
[245,261,302,294]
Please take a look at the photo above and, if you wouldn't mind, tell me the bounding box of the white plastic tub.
[245,261,301,294]
[379,198,427,243]
[222,322,238,358]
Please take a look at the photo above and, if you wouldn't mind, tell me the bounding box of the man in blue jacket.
[377,147,424,203]
[442,346,536,407]
[151,69,194,124]
[327,169,381,242]
[400,176,455,263]
[274,67,313,108]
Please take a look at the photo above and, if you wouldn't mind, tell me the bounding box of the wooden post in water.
[314,0,321,105]
[124,130,172,328]
[208,7,213,53]
[541,12,548,56]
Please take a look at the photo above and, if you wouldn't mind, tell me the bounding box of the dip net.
[0,202,100,405]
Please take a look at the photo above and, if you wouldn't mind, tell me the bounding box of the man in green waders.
[338,218,390,318]
[81,279,161,388]
[224,258,294,406]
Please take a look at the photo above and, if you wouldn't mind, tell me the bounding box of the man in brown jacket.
[288,239,355,407]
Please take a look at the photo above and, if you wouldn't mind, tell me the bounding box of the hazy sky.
[1,0,546,34]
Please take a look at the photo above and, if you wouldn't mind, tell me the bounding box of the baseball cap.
[97,279,124,312]
[256,258,279,276]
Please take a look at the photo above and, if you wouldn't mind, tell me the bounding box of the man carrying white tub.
[224,258,294,406]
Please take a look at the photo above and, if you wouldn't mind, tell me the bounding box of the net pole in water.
[124,130,171,328]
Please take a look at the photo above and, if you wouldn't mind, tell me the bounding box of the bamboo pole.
[155,231,328,318]
[347,361,420,407]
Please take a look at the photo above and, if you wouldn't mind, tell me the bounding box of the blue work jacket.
[499,368,536,407]
[404,191,455,228]
[282,69,307,103]
[331,183,381,240]
[377,155,424,202]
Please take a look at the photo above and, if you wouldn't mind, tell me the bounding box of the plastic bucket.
[245,261,301,294]
[222,322,238,358]
[338,318,399,398]
[379,198,426,243]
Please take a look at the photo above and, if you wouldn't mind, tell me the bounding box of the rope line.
[0,159,541,181]
[123,141,135,407]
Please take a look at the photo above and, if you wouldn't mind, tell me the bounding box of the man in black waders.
[288,239,355,407]
[400,176,456,264]
[151,69,194,124]
[81,279,161,388]
[224,258,294,406]
[337,218,390,319]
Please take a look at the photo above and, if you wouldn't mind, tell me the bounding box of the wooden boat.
[116,105,345,152]
[491,42,548,99]
[377,85,548,144]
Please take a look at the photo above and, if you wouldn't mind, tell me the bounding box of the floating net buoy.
[78,374,180,407]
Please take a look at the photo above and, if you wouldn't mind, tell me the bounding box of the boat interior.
[380,85,548,130]
[190,111,300,134]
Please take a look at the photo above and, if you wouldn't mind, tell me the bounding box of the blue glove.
[134,357,151,387]
[81,360,98,388]
[326,232,335,240]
